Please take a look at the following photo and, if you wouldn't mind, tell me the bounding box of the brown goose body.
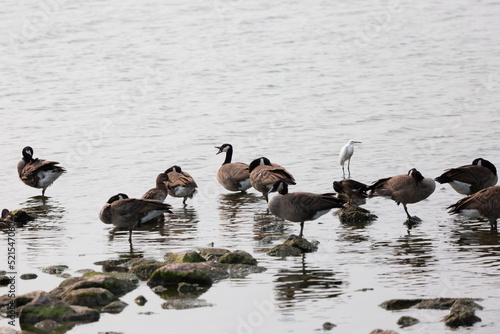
[435,158,497,195]
[215,144,251,192]
[448,185,500,231]
[333,179,369,205]
[142,172,169,202]
[17,146,66,196]
[369,168,436,220]
[268,181,345,238]
[165,165,198,205]
[249,157,295,201]
[99,193,172,243]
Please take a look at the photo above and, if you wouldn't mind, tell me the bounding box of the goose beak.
[215,146,222,154]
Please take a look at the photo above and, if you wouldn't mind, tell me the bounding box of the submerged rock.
[34,319,64,331]
[397,316,419,328]
[20,273,38,280]
[147,263,214,288]
[42,265,68,275]
[337,205,377,225]
[164,251,206,264]
[322,322,336,330]
[177,282,199,294]
[199,248,230,262]
[161,296,213,310]
[267,245,302,257]
[379,299,423,310]
[370,330,399,334]
[219,250,257,265]
[127,259,165,281]
[267,236,318,257]
[61,287,117,308]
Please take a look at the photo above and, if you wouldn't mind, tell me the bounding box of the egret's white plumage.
[339,140,361,178]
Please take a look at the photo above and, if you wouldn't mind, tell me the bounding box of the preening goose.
[369,168,436,222]
[447,185,500,231]
[165,165,198,205]
[99,193,172,244]
[249,157,295,202]
[333,179,369,205]
[435,158,497,195]
[142,172,170,202]
[17,146,66,197]
[339,140,361,178]
[215,143,251,192]
[268,180,345,238]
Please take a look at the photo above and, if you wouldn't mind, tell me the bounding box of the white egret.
[339,140,361,178]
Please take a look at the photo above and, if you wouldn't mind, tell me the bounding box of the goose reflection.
[273,256,344,310]
[20,196,66,229]
[217,192,261,221]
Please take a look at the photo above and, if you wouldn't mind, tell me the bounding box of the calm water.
[1,0,500,333]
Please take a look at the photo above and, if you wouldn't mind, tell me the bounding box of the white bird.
[339,140,361,178]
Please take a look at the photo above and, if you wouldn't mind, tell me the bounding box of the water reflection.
[217,192,261,221]
[274,256,344,312]
[20,196,66,227]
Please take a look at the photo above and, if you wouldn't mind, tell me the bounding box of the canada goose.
[435,158,497,195]
[447,186,500,231]
[333,179,369,205]
[99,193,173,244]
[249,157,296,202]
[339,140,361,178]
[215,143,251,192]
[17,146,66,196]
[369,168,436,222]
[141,172,170,202]
[268,180,345,238]
[165,165,198,205]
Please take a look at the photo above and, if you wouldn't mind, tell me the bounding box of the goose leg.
[491,219,498,232]
[183,197,187,206]
[42,188,46,197]
[128,227,133,244]
[403,204,421,223]
[298,222,305,238]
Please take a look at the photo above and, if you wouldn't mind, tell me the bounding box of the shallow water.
[1,0,500,333]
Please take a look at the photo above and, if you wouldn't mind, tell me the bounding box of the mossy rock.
[101,300,128,314]
[337,205,377,225]
[80,273,139,295]
[148,268,212,288]
[129,260,165,281]
[164,251,206,264]
[61,287,117,308]
[267,245,303,257]
[219,250,257,265]
[283,236,318,253]
[20,303,99,325]
[199,248,230,262]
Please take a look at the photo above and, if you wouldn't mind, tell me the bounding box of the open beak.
[215,146,222,154]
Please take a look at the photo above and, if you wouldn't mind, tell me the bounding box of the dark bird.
[99,193,172,244]
[333,179,369,205]
[215,143,252,192]
[447,185,500,231]
[435,158,497,195]
[17,146,66,197]
[249,157,295,202]
[267,180,345,238]
[369,168,436,222]
[141,172,170,202]
[165,165,198,205]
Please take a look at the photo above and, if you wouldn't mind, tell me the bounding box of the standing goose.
[165,165,198,205]
[99,193,172,244]
[17,146,66,197]
[339,140,361,178]
[333,179,369,205]
[268,180,345,238]
[435,158,497,195]
[215,143,251,192]
[369,168,436,222]
[141,172,170,202]
[447,186,500,231]
[249,157,295,202]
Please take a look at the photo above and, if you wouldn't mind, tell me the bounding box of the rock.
[222,263,266,278]
[161,296,213,310]
[0,271,5,275]
[443,299,483,328]
[322,322,336,330]
[177,282,199,294]
[337,205,377,225]
[61,287,117,308]
[128,259,165,281]
[199,248,230,262]
[147,263,213,288]
[0,276,11,286]
[379,299,423,310]
[42,265,68,275]
[267,245,302,257]
[94,259,129,267]
[101,300,128,314]
[370,330,399,334]
[9,209,34,225]
[0,326,18,334]
[259,221,285,232]
[397,316,419,328]
[413,297,458,310]
[283,236,319,252]
[134,295,147,306]
[219,250,257,265]
[34,319,63,331]
[258,236,283,245]
[52,273,138,299]
[151,286,168,293]
[164,251,206,264]
[20,273,38,280]
[75,269,95,274]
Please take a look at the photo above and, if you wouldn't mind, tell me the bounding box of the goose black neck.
[223,147,233,165]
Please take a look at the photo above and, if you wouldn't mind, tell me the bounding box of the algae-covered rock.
[164,251,206,264]
[148,263,213,288]
[397,316,419,328]
[199,248,230,262]
[219,250,257,265]
[283,236,318,253]
[101,300,128,314]
[267,245,302,257]
[80,273,139,295]
[337,205,377,225]
[61,287,117,308]
[128,259,165,281]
